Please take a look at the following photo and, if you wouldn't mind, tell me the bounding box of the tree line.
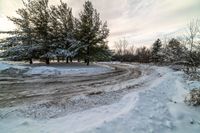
[113,19,200,72]
[0,0,111,65]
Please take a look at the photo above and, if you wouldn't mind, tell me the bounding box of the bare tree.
[114,41,123,56]
[186,19,199,52]
[121,39,129,55]
[184,19,200,72]
[114,38,129,55]
[129,45,135,55]
[197,19,200,50]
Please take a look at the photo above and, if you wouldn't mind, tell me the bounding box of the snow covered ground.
[0,63,200,133]
[0,62,27,71]
[0,61,112,76]
[25,66,111,76]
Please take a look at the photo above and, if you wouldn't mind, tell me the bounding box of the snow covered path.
[0,64,200,133]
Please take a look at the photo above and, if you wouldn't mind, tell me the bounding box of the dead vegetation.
[185,89,200,106]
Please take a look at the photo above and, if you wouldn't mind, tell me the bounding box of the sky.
[0,0,200,48]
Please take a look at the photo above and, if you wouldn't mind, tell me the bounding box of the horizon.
[0,0,200,48]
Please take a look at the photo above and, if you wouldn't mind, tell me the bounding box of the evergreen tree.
[1,0,111,65]
[27,0,51,64]
[48,5,62,62]
[77,1,109,65]
[90,42,112,61]
[136,47,151,63]
[6,5,36,64]
[164,38,186,63]
[54,1,79,63]
[151,39,162,63]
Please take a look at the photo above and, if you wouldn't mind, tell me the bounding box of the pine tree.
[90,42,112,61]
[54,1,79,63]
[7,5,35,64]
[1,0,52,64]
[151,39,162,63]
[136,47,151,63]
[77,1,109,65]
[48,5,63,62]
[166,38,185,63]
[2,0,111,65]
[26,0,51,64]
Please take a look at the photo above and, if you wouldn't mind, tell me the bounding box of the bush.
[185,89,200,106]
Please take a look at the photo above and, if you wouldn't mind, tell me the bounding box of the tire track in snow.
[0,64,180,133]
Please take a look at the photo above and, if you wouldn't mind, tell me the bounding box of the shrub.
[185,89,200,106]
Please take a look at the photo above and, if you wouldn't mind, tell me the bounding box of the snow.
[0,62,28,71]
[0,63,200,133]
[167,72,200,133]
[0,62,13,70]
[25,66,111,76]
[0,61,112,76]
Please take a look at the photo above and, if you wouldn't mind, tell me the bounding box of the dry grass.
[185,89,200,106]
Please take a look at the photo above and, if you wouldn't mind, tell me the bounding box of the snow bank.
[0,62,28,71]
[0,62,12,71]
[0,61,112,76]
[0,90,139,133]
[167,72,200,133]
[25,66,111,76]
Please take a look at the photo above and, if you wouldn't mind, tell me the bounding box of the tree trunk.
[86,46,90,66]
[46,58,50,65]
[57,57,60,63]
[66,57,69,63]
[29,58,33,64]
[62,57,65,62]
[87,59,89,66]
[70,57,72,63]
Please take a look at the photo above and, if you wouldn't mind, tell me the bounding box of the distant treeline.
[113,19,200,72]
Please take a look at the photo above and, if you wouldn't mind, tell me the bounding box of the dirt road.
[0,63,141,108]
[0,63,161,120]
[1,63,199,133]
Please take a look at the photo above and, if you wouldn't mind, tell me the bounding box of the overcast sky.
[0,0,200,47]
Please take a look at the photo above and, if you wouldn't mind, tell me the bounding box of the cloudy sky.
[0,0,200,47]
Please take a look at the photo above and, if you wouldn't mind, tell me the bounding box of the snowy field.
[0,62,200,133]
